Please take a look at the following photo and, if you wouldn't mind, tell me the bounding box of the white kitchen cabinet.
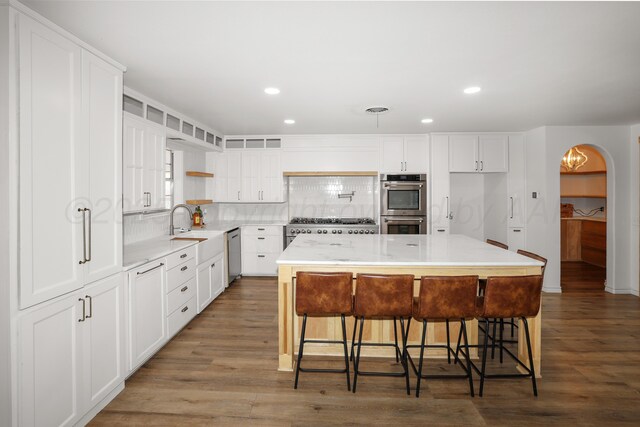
[430,135,452,231]
[127,261,167,372]
[18,292,84,427]
[449,134,508,173]
[242,225,284,276]
[211,150,243,202]
[241,151,284,202]
[81,274,125,411]
[507,227,526,252]
[18,273,125,427]
[507,134,526,228]
[381,135,429,173]
[196,253,224,314]
[18,13,124,309]
[123,115,166,212]
[241,151,261,202]
[82,51,123,284]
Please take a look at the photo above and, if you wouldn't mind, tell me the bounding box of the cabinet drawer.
[166,246,196,270]
[242,252,279,276]
[167,277,196,315]
[167,297,196,338]
[242,234,283,253]
[242,225,283,237]
[166,258,196,293]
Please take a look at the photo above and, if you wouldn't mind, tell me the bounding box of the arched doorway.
[559,145,607,292]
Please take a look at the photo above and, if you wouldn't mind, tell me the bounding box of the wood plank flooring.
[561,261,606,292]
[90,277,640,426]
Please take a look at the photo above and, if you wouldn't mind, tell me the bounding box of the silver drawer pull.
[78,298,86,322]
[258,237,265,240]
[181,266,188,271]
[137,263,164,275]
[181,306,189,313]
[513,229,522,233]
[258,228,265,231]
[258,255,266,258]
[181,286,188,292]
[180,253,187,259]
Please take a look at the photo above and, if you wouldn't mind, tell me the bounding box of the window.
[165,149,174,209]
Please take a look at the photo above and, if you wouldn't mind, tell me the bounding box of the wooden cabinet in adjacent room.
[581,221,606,268]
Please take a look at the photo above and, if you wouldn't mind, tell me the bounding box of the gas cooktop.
[289,217,376,225]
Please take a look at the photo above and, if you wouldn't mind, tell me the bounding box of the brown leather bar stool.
[474,275,544,397]
[406,276,478,397]
[352,273,414,394]
[478,239,509,360]
[294,272,353,390]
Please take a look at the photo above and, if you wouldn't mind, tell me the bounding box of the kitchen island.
[277,234,544,375]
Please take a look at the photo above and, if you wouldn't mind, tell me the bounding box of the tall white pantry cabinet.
[4,3,126,426]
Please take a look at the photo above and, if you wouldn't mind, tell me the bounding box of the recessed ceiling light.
[463,86,482,94]
[284,119,295,125]
[421,118,434,124]
[264,87,280,95]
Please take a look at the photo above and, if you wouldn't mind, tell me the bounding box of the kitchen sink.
[178,230,225,265]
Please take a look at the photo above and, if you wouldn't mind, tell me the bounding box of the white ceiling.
[24,1,640,135]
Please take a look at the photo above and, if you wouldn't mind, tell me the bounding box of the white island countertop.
[277,234,544,267]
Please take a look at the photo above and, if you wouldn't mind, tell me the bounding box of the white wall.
[450,173,485,241]
[0,5,11,426]
[631,124,640,296]
[484,173,508,244]
[525,126,636,294]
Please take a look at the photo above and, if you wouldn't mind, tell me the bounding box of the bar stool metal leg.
[393,317,400,362]
[415,320,428,397]
[350,317,358,361]
[294,314,308,389]
[523,317,538,396]
[340,314,351,391]
[399,317,410,395]
[479,318,490,397]
[352,316,365,393]
[461,319,475,397]
[446,320,451,364]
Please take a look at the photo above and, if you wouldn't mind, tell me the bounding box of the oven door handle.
[383,183,424,188]
[383,217,424,223]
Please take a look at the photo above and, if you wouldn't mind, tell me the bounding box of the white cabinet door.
[210,255,224,300]
[196,262,213,314]
[479,135,509,173]
[507,228,526,252]
[18,14,86,309]
[507,135,526,228]
[381,136,405,173]
[430,135,451,230]
[82,274,125,410]
[261,151,283,202]
[82,51,123,283]
[227,151,243,202]
[123,115,146,212]
[127,261,167,372]
[18,293,84,427]
[448,135,478,172]
[241,151,261,202]
[404,135,429,173]
[144,125,166,210]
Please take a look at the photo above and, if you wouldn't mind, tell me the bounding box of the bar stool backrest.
[415,276,479,320]
[295,272,353,316]
[516,249,548,279]
[480,275,543,319]
[486,239,509,250]
[354,274,414,317]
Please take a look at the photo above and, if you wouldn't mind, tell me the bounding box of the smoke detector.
[365,106,390,115]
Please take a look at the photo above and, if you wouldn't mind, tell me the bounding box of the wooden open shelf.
[560,170,606,175]
[561,194,606,199]
[186,171,214,178]
[283,171,378,177]
[186,199,213,205]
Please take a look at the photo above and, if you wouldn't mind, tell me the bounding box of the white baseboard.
[76,381,124,426]
[605,286,635,295]
[542,286,562,294]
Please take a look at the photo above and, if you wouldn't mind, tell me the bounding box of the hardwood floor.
[561,261,606,292]
[91,277,640,426]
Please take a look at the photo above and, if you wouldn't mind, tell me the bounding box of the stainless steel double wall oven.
[380,174,427,234]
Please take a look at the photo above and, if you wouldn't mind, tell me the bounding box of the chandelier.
[561,146,588,172]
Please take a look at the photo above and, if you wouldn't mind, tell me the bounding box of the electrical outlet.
[532,192,539,199]
[599,207,605,212]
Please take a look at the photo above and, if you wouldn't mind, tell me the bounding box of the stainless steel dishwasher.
[226,227,241,285]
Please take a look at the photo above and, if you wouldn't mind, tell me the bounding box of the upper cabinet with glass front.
[123,87,224,152]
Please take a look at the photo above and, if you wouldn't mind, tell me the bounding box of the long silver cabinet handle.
[510,197,514,219]
[78,208,87,264]
[137,262,164,275]
[475,160,478,171]
[237,191,240,201]
[85,295,93,318]
[86,208,92,262]
[480,160,484,171]
[78,298,86,322]
[445,197,449,219]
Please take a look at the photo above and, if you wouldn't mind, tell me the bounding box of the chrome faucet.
[169,204,194,236]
